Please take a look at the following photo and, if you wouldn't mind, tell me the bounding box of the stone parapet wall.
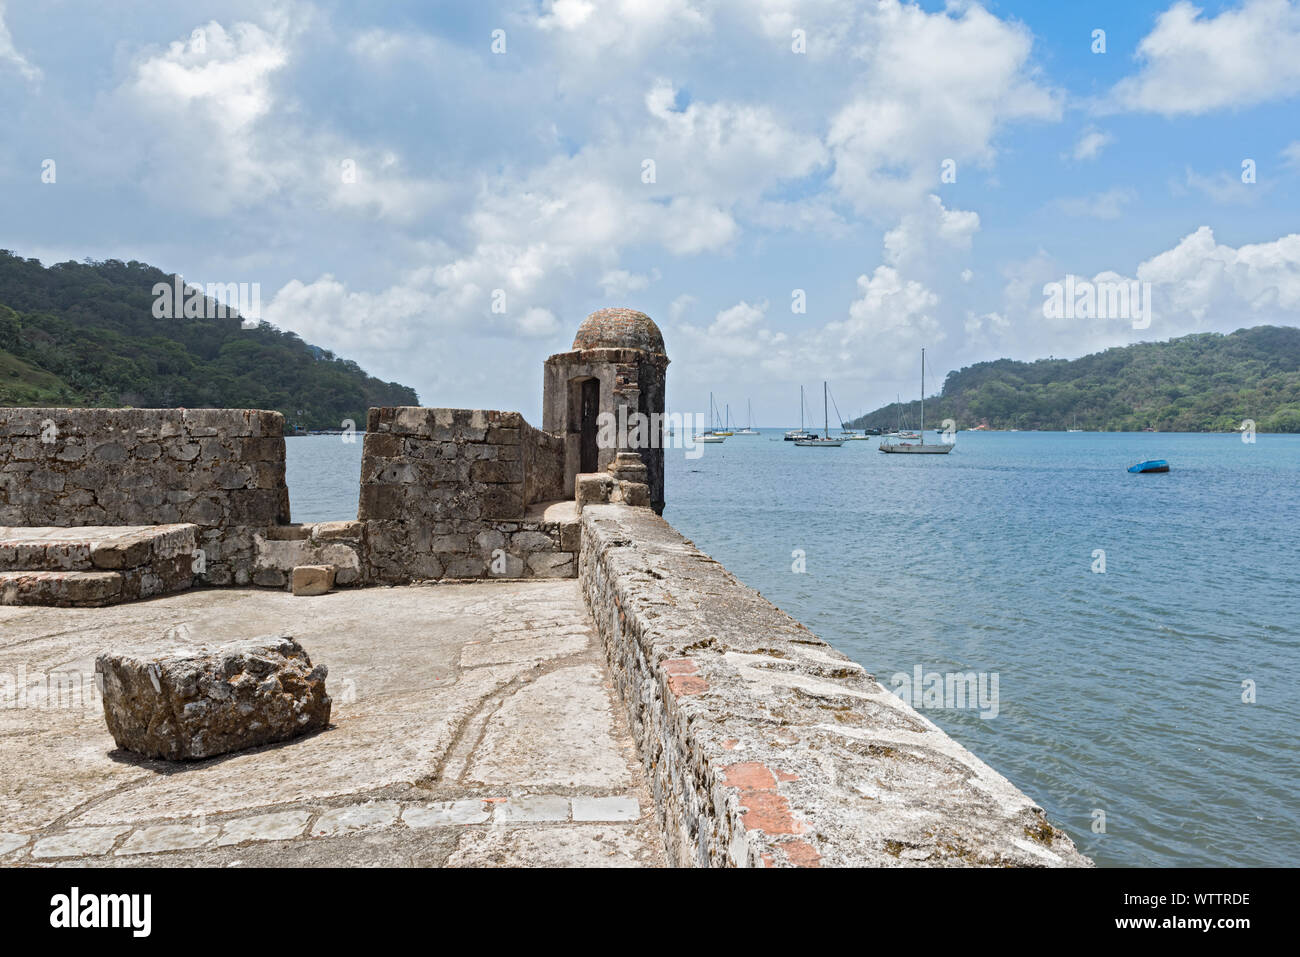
[360,408,527,523]
[578,503,1092,868]
[242,514,579,587]
[356,407,575,583]
[364,516,576,583]
[0,405,575,591]
[522,421,565,506]
[0,408,288,585]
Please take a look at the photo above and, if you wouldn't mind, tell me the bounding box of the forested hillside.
[847,326,1300,432]
[0,251,417,432]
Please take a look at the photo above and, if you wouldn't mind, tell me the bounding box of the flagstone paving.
[0,581,665,867]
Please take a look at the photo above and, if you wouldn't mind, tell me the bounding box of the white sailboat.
[795,383,845,447]
[784,385,815,441]
[736,399,759,435]
[695,393,727,442]
[716,402,735,436]
[879,349,953,454]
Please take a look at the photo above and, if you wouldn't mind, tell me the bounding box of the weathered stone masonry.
[357,407,574,583]
[0,408,288,586]
[0,405,578,588]
[544,308,668,513]
[578,502,1091,868]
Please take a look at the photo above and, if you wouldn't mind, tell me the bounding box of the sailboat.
[884,394,918,438]
[784,386,815,441]
[715,403,734,436]
[825,385,868,439]
[736,399,759,435]
[695,393,727,443]
[880,349,953,454]
[795,383,845,447]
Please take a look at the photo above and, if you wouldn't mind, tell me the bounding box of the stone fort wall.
[356,407,573,583]
[578,501,1092,868]
[0,406,575,588]
[0,408,288,585]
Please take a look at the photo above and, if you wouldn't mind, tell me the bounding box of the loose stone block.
[615,481,651,508]
[575,473,613,512]
[292,564,336,597]
[96,636,331,761]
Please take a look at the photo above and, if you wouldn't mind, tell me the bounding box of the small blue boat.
[1128,459,1170,473]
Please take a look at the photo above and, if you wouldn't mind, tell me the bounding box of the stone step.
[0,570,124,607]
[0,524,198,572]
[0,525,198,605]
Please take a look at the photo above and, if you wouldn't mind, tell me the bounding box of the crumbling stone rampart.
[578,502,1092,868]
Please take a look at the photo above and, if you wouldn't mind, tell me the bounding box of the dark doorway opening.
[579,378,600,474]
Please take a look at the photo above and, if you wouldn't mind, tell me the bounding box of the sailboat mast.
[823,382,829,439]
[800,385,804,431]
[921,348,925,437]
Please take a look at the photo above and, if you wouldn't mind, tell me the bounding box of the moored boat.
[795,383,845,447]
[1128,459,1169,473]
[880,348,953,455]
[785,386,816,440]
[736,399,759,435]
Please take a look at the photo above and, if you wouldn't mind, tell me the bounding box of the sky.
[2,0,1298,426]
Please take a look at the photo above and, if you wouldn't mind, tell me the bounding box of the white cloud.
[1180,166,1267,204]
[1281,140,1300,169]
[1110,0,1300,115]
[1138,225,1300,318]
[1069,127,1113,161]
[122,20,290,207]
[975,226,1300,363]
[0,1,41,83]
[883,195,980,273]
[534,0,710,54]
[640,79,828,203]
[669,300,789,388]
[112,18,448,223]
[826,0,1060,214]
[599,268,657,297]
[518,306,562,337]
[348,27,439,63]
[265,273,439,355]
[1056,187,1137,220]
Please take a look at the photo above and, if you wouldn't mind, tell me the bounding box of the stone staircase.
[0,525,198,607]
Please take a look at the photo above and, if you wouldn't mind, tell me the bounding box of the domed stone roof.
[572,308,665,354]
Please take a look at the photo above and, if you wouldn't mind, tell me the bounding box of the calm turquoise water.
[286,431,1300,867]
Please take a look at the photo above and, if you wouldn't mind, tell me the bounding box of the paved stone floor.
[0,582,666,867]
